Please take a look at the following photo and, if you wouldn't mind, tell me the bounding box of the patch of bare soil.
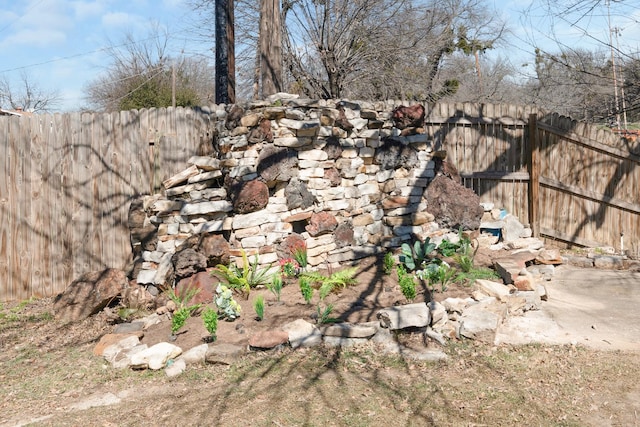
[146,255,473,351]
[2,253,640,426]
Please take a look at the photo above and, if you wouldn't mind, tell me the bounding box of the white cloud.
[101,11,141,28]
[0,0,73,49]
[163,0,184,8]
[19,0,73,28]
[0,28,67,48]
[0,10,20,27]
[71,0,109,20]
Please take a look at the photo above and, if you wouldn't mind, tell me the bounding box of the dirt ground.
[2,253,640,426]
[149,255,473,352]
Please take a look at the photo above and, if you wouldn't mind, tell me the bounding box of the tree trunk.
[260,0,283,97]
[215,0,236,104]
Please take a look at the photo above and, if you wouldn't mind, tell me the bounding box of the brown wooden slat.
[0,115,12,299]
[459,171,530,180]
[537,121,640,163]
[528,114,540,237]
[539,227,603,248]
[540,176,640,214]
[425,116,528,126]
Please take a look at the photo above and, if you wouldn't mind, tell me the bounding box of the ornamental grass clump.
[291,243,308,271]
[266,275,284,301]
[316,303,339,324]
[253,295,265,321]
[213,250,272,297]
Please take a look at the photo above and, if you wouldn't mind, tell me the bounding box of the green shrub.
[167,287,202,336]
[299,277,313,304]
[383,251,395,275]
[418,261,457,292]
[396,265,417,301]
[437,239,460,257]
[202,307,218,341]
[171,307,191,335]
[279,258,300,278]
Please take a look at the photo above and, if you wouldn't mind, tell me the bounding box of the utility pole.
[613,27,628,130]
[474,50,483,95]
[171,61,176,108]
[607,0,621,129]
[215,0,236,104]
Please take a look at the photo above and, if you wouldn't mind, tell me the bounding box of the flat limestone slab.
[377,303,431,330]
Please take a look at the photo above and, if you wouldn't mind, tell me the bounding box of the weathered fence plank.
[0,107,218,300]
[0,117,10,299]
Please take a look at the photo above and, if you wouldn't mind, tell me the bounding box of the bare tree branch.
[0,71,61,112]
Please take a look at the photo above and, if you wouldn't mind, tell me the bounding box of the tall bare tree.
[521,48,613,121]
[188,0,259,100]
[621,56,640,123]
[260,0,283,97]
[517,0,639,123]
[0,72,61,112]
[282,0,504,100]
[215,0,236,103]
[189,0,505,101]
[437,54,523,104]
[84,28,215,112]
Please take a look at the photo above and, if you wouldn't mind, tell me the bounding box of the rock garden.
[48,96,634,377]
[57,206,565,377]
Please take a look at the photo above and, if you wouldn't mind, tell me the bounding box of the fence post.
[528,113,540,237]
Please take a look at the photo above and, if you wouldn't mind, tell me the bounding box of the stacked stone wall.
[130,97,460,290]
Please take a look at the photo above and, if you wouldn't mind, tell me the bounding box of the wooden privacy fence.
[0,102,636,301]
[424,103,534,223]
[530,113,640,253]
[436,104,640,254]
[0,107,216,301]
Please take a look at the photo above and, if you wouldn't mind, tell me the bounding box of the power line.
[106,66,168,107]
[0,0,47,36]
[0,34,166,74]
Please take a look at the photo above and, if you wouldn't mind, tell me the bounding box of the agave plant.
[399,238,436,271]
[213,250,273,296]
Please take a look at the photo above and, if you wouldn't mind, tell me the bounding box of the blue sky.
[498,0,640,63]
[0,0,205,111]
[0,0,639,112]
